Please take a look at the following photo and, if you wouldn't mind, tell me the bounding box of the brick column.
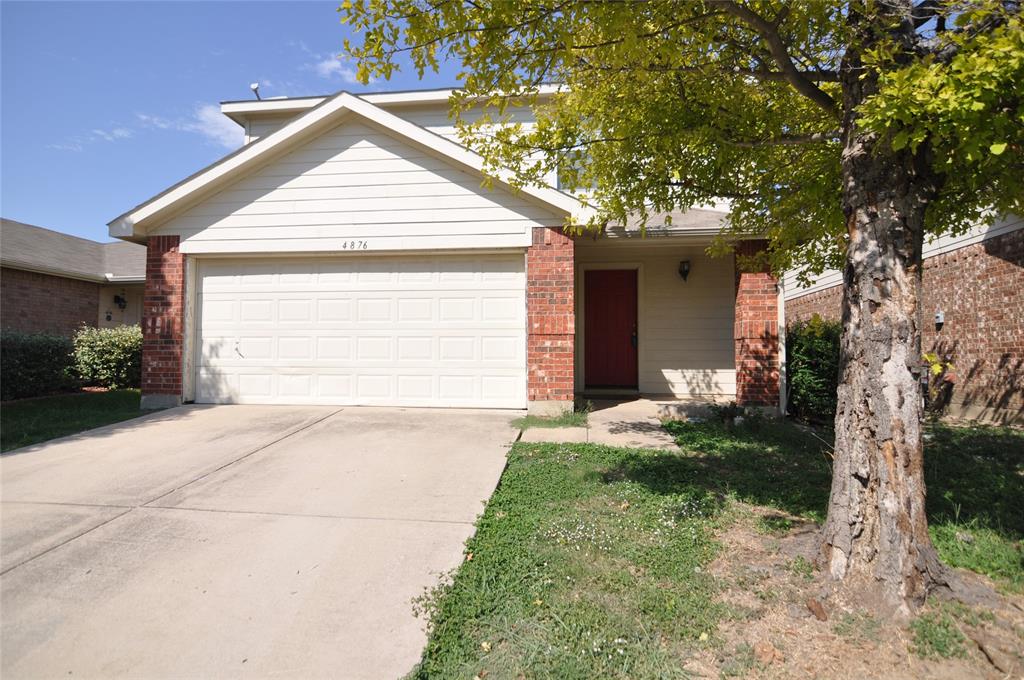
[526,227,575,414]
[734,240,780,409]
[140,235,185,409]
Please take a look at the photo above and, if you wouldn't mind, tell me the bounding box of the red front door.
[584,269,638,388]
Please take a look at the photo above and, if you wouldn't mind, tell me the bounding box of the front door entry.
[584,269,638,389]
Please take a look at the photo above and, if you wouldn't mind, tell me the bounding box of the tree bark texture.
[820,2,949,613]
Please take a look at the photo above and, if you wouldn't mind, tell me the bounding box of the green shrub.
[786,315,841,422]
[73,325,143,389]
[0,331,77,401]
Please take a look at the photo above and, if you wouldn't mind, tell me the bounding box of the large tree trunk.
[820,151,950,614]
[820,3,950,614]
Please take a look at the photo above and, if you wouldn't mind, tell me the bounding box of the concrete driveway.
[1,405,518,679]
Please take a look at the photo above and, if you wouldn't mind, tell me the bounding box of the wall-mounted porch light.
[113,294,128,311]
[678,260,691,281]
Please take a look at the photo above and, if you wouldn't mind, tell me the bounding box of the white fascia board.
[220,96,326,123]
[110,91,592,240]
[219,84,564,120]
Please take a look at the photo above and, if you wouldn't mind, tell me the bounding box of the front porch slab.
[586,399,679,449]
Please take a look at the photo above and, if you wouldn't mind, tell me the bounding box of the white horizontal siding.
[395,103,537,142]
[155,120,563,253]
[240,101,560,188]
[574,243,737,398]
[247,114,297,143]
[784,214,1023,300]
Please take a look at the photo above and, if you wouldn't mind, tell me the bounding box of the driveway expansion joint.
[140,407,344,509]
[1,408,345,575]
[0,507,134,576]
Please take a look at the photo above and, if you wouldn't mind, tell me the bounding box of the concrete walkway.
[1,405,517,679]
[520,398,711,449]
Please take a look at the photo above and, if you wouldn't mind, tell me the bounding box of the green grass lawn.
[1,389,145,452]
[410,419,1023,678]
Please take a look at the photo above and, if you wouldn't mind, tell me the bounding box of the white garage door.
[195,254,526,408]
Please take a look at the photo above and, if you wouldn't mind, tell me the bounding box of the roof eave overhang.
[219,84,565,120]
[0,259,107,283]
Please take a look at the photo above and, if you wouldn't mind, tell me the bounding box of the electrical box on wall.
[935,310,945,327]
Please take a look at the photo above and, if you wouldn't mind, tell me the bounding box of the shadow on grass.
[609,419,1023,542]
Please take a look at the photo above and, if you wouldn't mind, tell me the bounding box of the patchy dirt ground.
[686,505,1024,679]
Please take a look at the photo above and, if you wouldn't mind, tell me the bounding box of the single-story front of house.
[1,218,146,335]
[110,88,781,414]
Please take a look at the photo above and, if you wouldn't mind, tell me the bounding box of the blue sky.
[1,1,461,242]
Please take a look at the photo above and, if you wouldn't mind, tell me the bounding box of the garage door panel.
[199,258,525,293]
[195,255,526,407]
[202,331,524,368]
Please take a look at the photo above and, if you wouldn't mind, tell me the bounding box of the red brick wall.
[784,228,1024,424]
[734,241,780,407]
[1,267,100,336]
[141,236,185,398]
[526,227,574,404]
[784,285,842,324]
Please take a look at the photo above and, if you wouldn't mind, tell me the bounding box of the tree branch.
[709,0,840,117]
[911,0,947,29]
[574,61,840,81]
[726,131,841,148]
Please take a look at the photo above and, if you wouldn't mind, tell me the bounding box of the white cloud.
[184,104,245,148]
[47,126,133,152]
[136,105,243,149]
[135,113,174,130]
[91,127,133,142]
[47,141,85,152]
[313,56,359,83]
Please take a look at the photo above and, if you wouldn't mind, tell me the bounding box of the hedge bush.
[73,325,143,390]
[786,315,841,422]
[0,331,77,401]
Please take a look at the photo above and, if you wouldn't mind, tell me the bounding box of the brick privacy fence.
[786,228,1024,424]
[0,267,99,336]
[141,236,185,402]
[526,227,574,408]
[734,240,780,407]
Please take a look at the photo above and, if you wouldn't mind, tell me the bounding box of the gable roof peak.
[110,90,591,242]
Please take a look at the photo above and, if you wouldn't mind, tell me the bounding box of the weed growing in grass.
[832,611,882,642]
[719,641,756,678]
[786,556,815,581]
[756,514,794,536]
[910,609,968,659]
[512,401,590,430]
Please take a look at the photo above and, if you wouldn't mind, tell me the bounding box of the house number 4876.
[342,240,369,250]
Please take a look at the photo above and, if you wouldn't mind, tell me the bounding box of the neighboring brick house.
[784,217,1024,425]
[1,219,146,336]
[107,87,781,413]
